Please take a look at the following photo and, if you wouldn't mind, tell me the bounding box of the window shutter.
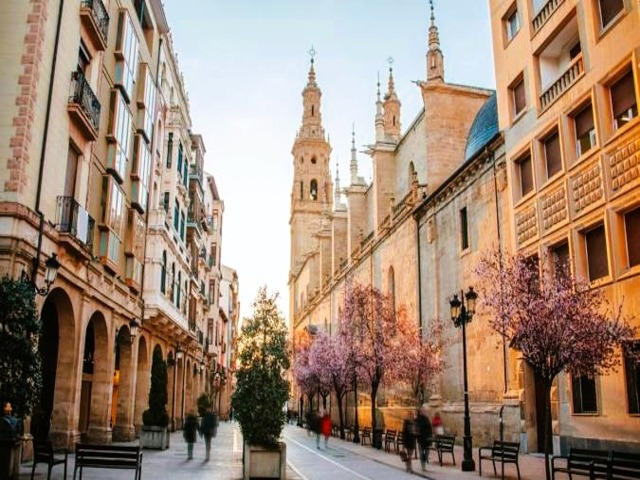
[611,71,637,119]
[574,105,594,138]
[519,154,533,195]
[586,224,608,281]
[599,0,624,28]
[544,132,562,178]
[625,207,640,267]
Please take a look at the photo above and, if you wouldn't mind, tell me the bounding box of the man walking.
[417,405,433,471]
[200,406,218,461]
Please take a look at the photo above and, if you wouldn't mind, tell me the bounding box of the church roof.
[464,92,498,161]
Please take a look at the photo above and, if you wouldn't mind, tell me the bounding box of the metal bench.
[608,450,640,480]
[30,441,68,480]
[551,447,610,480]
[479,440,521,480]
[73,443,143,480]
[432,434,456,466]
[361,426,372,445]
[384,429,397,453]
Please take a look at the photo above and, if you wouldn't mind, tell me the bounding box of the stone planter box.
[243,441,286,479]
[140,426,170,450]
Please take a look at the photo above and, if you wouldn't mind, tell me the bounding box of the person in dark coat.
[200,406,217,461]
[416,405,433,471]
[183,412,198,460]
[402,411,418,473]
[0,401,19,480]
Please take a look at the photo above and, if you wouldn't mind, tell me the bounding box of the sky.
[163,1,497,321]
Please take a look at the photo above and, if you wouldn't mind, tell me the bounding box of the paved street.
[20,420,555,479]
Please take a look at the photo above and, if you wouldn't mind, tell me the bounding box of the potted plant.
[231,287,290,480]
[140,347,170,449]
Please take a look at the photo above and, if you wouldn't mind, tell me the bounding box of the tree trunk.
[370,381,379,431]
[543,380,553,480]
[337,392,345,440]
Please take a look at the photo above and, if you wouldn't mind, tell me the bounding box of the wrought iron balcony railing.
[56,196,95,251]
[69,71,101,132]
[80,0,109,44]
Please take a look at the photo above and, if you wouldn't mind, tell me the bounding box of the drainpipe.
[31,0,66,284]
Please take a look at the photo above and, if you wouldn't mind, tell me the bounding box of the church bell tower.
[290,50,333,276]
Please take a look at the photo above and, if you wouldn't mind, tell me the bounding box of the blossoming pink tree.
[292,330,319,420]
[394,312,446,407]
[309,331,351,438]
[340,282,406,443]
[475,249,635,480]
[308,333,332,410]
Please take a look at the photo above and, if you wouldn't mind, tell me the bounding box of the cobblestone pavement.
[20,421,553,479]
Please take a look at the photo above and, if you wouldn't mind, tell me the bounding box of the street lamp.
[31,252,61,296]
[449,286,478,472]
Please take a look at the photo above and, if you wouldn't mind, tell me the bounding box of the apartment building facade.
[0,0,234,450]
[489,0,640,452]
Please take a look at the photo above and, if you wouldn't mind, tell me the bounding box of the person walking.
[432,412,444,435]
[183,412,198,460]
[314,410,322,449]
[401,411,418,473]
[200,406,217,461]
[320,409,331,449]
[416,405,433,471]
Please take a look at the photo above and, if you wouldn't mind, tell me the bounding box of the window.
[574,104,596,157]
[106,89,132,183]
[551,241,570,278]
[569,41,582,60]
[598,0,624,30]
[624,341,640,414]
[611,70,638,130]
[166,133,173,168]
[212,211,219,231]
[300,181,303,200]
[506,8,520,41]
[585,224,608,281]
[544,131,562,179]
[517,153,533,197]
[162,192,169,212]
[177,142,183,173]
[131,135,151,212]
[625,207,640,268]
[137,64,156,143]
[177,271,182,308]
[173,199,179,231]
[572,375,597,414]
[310,179,318,201]
[99,176,125,265]
[388,267,395,312]
[512,77,526,117]
[180,210,185,241]
[114,10,139,102]
[161,250,167,293]
[460,207,469,250]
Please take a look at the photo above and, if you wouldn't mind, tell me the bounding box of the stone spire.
[299,46,325,140]
[427,0,444,82]
[350,125,358,184]
[383,60,401,140]
[375,73,385,142]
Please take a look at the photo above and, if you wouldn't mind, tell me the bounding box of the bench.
[384,429,397,453]
[73,443,143,480]
[608,450,640,479]
[361,426,372,445]
[30,441,68,480]
[479,440,521,480]
[431,434,456,466]
[551,447,610,480]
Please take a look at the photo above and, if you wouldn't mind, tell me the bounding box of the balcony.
[540,54,584,111]
[56,196,95,255]
[79,0,109,51]
[532,0,566,34]
[67,71,101,141]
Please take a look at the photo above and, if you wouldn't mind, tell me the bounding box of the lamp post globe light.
[449,286,478,472]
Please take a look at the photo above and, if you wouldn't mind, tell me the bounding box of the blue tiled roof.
[464,93,498,161]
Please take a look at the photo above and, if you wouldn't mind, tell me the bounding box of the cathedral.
[289,0,640,454]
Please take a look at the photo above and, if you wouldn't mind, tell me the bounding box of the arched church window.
[393,116,396,127]
[300,156,304,164]
[300,181,304,200]
[177,271,182,308]
[311,105,315,116]
[310,179,318,200]
[311,157,317,165]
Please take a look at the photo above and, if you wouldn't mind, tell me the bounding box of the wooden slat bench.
[360,426,372,445]
[384,429,397,453]
[479,440,521,480]
[432,434,456,466]
[30,441,68,480]
[608,450,640,480]
[73,443,143,480]
[551,447,610,480]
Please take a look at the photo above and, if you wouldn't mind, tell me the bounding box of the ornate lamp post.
[449,286,478,472]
